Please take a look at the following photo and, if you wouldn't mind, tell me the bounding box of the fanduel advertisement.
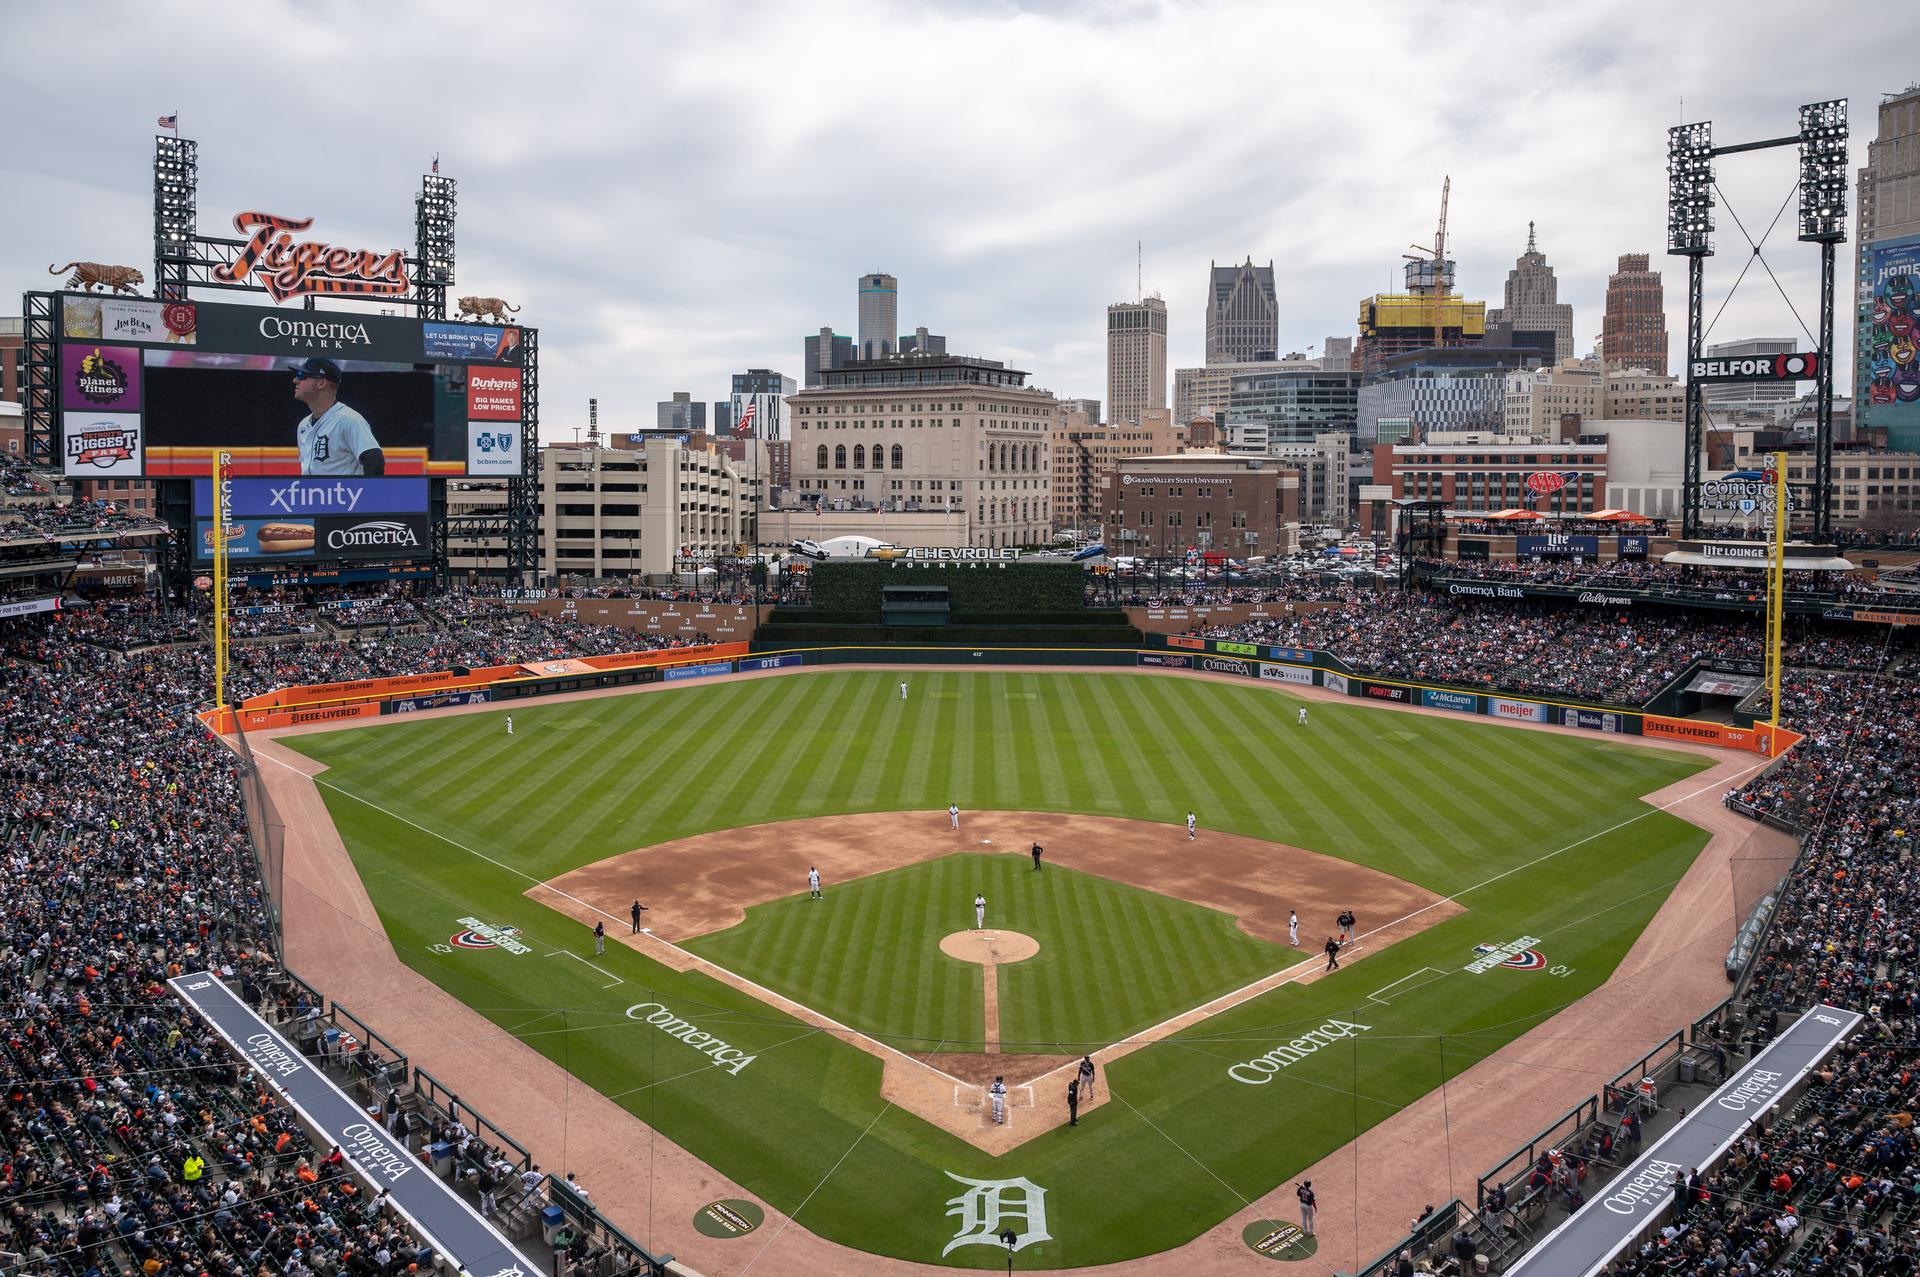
[56,293,526,478]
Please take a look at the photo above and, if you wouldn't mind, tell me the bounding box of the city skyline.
[2,2,1910,438]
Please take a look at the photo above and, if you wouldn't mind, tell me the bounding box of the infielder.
[808,866,822,900]
[1186,811,1197,840]
[1288,911,1299,946]
[989,1075,1007,1124]
[974,892,986,930]
[899,680,908,701]
[949,803,961,831]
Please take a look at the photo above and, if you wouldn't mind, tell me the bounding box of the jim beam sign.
[1689,351,1820,383]
[210,212,409,304]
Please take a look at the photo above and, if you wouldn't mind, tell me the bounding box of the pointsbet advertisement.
[56,294,526,478]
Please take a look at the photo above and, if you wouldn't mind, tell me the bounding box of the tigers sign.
[211,211,410,304]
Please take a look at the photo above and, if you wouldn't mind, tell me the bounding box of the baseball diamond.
[269,667,1728,1268]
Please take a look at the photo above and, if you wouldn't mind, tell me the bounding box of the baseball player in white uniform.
[1186,811,1197,840]
[974,893,986,930]
[290,358,384,475]
[808,866,822,900]
[949,803,961,830]
[1288,911,1299,946]
[506,715,513,735]
[989,1076,1007,1124]
[1298,706,1308,725]
[899,681,908,700]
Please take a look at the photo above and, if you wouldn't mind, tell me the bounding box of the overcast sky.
[6,1,1912,438]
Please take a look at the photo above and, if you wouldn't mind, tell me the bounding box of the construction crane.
[1402,175,1451,350]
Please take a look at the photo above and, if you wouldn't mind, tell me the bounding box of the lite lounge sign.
[211,211,409,304]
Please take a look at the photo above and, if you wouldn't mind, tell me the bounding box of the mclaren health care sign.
[1509,1003,1863,1277]
[169,973,542,1277]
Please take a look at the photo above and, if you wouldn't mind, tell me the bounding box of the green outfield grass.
[687,852,1293,1054]
[290,669,1717,1268]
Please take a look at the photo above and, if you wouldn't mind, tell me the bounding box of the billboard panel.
[1864,236,1920,450]
[195,513,430,563]
[193,477,429,519]
[54,293,525,478]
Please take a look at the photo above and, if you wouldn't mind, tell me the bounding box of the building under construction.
[1354,180,1488,374]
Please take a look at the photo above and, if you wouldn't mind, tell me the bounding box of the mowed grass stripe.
[1080,675,1175,817]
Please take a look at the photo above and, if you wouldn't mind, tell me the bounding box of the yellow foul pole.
[212,452,231,709]
[1764,450,1787,751]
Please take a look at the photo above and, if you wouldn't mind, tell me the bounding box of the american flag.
[733,402,758,436]
[431,154,440,175]
[157,114,178,132]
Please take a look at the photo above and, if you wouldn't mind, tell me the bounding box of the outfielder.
[974,892,986,930]
[506,715,513,735]
[1298,706,1308,725]
[808,866,822,900]
[899,681,908,701]
[989,1075,1007,1124]
[949,803,961,830]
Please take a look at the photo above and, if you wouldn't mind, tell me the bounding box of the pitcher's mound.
[939,930,1039,965]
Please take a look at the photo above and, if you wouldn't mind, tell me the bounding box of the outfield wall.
[511,598,767,640]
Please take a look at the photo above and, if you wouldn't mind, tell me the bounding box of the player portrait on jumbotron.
[289,357,385,475]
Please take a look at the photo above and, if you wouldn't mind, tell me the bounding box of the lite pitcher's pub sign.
[210,211,410,303]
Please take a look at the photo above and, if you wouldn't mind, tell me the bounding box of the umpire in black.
[1066,1077,1080,1125]
[1031,842,1044,871]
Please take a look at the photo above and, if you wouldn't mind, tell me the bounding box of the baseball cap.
[287,357,342,382]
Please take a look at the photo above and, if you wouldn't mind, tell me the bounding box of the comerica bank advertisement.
[56,293,525,479]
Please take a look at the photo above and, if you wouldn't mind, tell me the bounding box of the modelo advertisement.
[57,293,525,479]
[1864,235,1920,451]
[1560,706,1629,734]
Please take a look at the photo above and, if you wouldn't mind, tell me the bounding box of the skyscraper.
[731,369,796,441]
[656,391,706,433]
[1205,258,1278,364]
[858,273,898,361]
[803,327,854,388]
[1601,254,1669,374]
[1857,85,1920,450]
[1106,295,1168,426]
[1486,223,1575,363]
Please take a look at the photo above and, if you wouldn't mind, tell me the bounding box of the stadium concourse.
[0,563,1916,1275]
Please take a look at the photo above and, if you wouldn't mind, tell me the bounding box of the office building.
[1703,338,1799,415]
[1485,223,1575,363]
[1059,397,1102,423]
[731,368,796,441]
[1174,360,1279,423]
[1856,86,1920,451]
[713,401,735,434]
[1226,367,1359,449]
[1502,360,1684,436]
[1356,347,1544,444]
[1106,294,1169,427]
[1206,259,1279,364]
[656,391,707,433]
[1601,254,1669,374]
[858,273,898,360]
[803,327,855,388]
[1101,453,1300,558]
[1371,436,1609,514]
[1251,433,1349,526]
[787,352,1054,548]
[1354,263,1488,375]
[535,440,757,578]
[1,316,21,403]
[899,327,947,356]
[1050,405,1190,533]
[1784,449,1920,527]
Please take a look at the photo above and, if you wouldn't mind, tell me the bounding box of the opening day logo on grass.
[1468,937,1546,972]
[449,917,530,954]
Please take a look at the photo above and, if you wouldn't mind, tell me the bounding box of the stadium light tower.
[1667,122,1713,538]
[1798,99,1848,540]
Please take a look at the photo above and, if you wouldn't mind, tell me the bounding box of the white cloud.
[1,0,1904,435]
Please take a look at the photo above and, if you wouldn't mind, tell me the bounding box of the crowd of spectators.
[1411,557,1920,608]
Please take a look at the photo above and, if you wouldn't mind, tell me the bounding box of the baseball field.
[286,668,1716,1268]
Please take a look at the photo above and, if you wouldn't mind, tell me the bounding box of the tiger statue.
[456,296,522,324]
[49,262,147,295]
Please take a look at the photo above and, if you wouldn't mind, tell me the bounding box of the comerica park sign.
[1689,352,1820,383]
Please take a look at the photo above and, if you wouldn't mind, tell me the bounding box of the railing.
[1352,1201,1469,1277]
[325,999,409,1091]
[547,1176,672,1277]
[413,1065,534,1171]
